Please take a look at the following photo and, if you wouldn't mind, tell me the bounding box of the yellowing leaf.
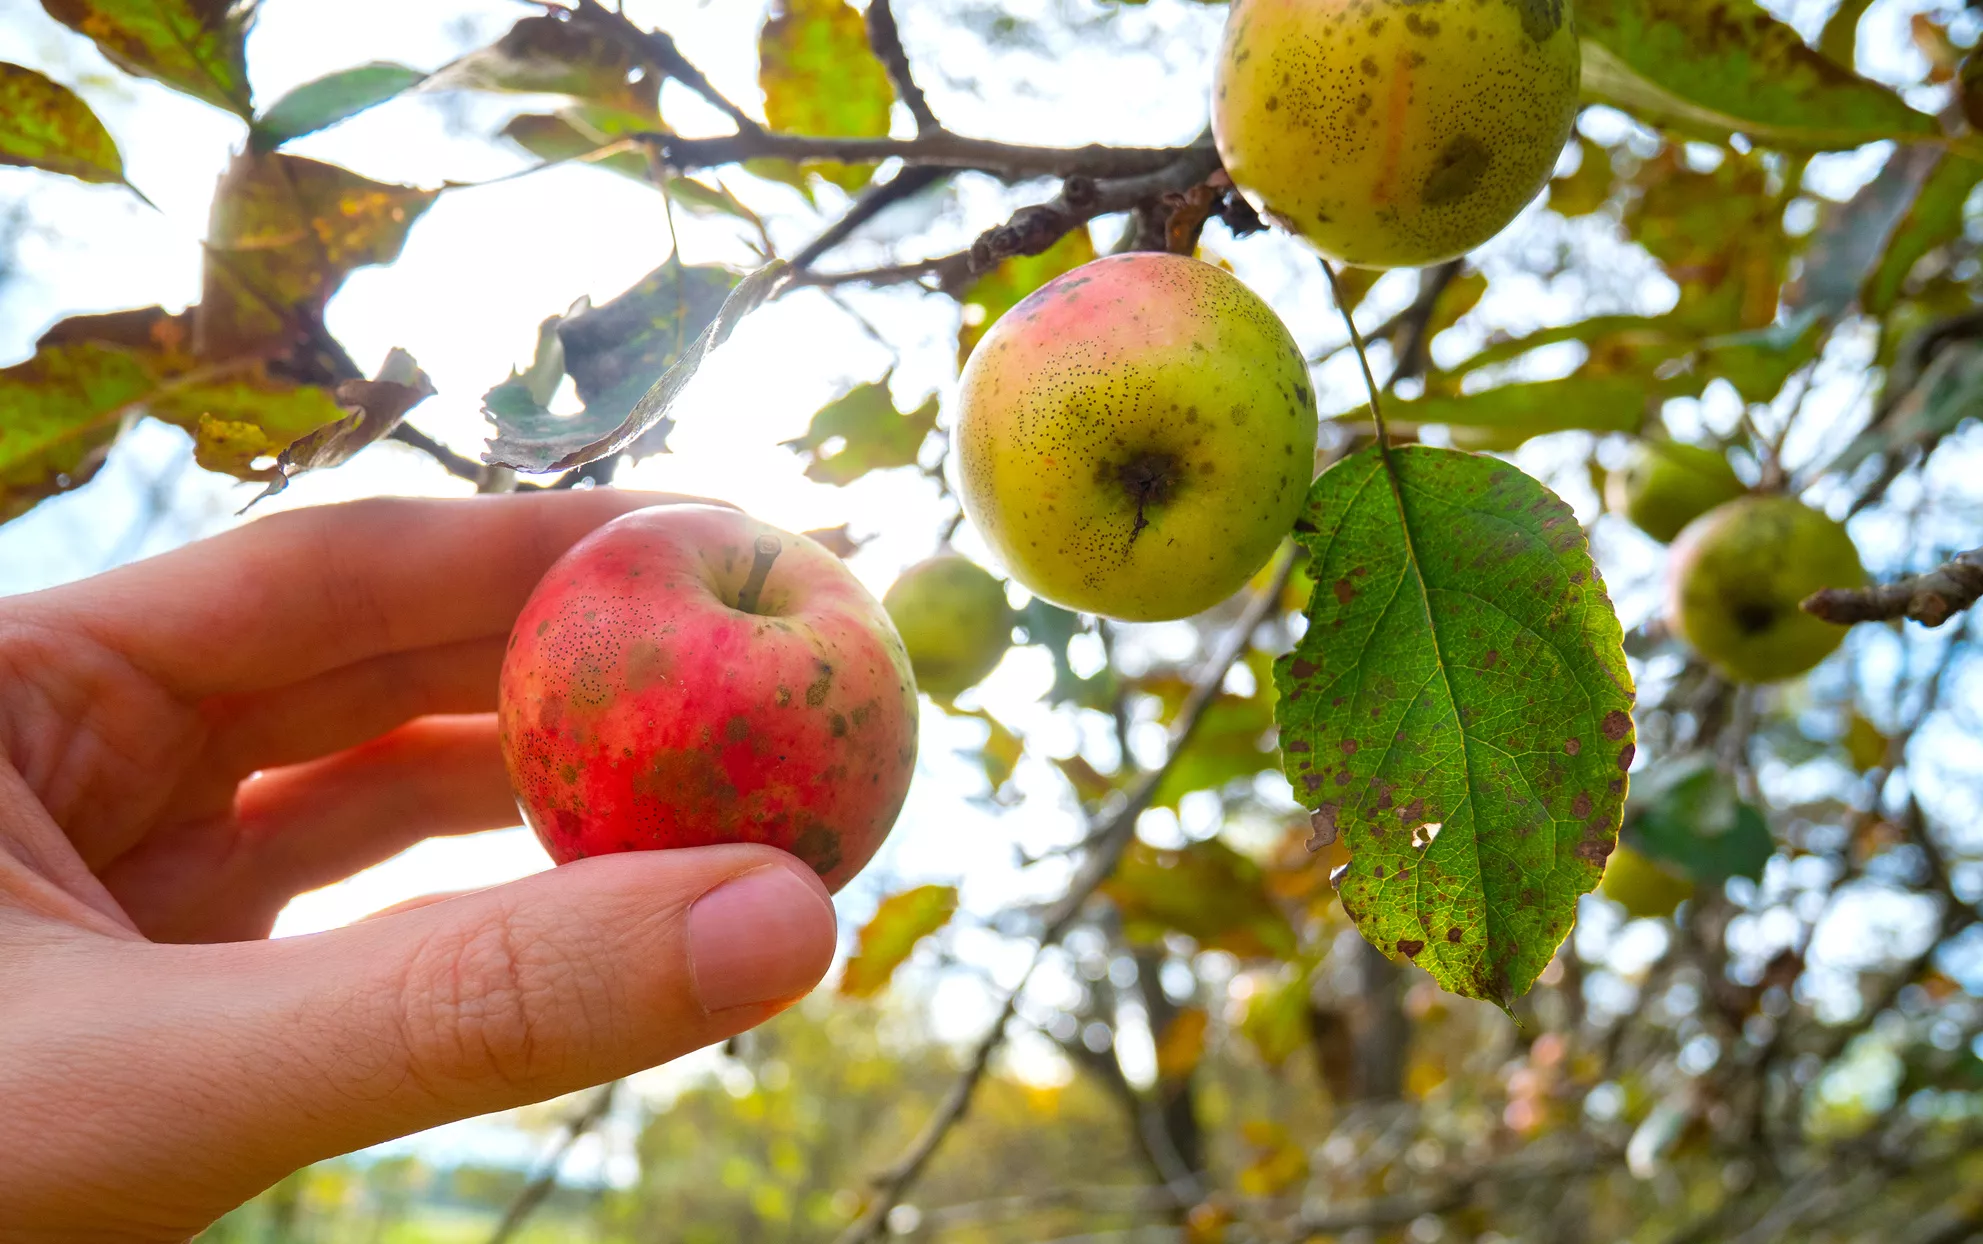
[426,14,658,113]
[839,884,959,998]
[955,228,1097,366]
[1240,964,1315,1067]
[0,62,125,185]
[1237,1121,1309,1196]
[1276,446,1635,1008]
[758,0,895,192]
[1578,0,1936,150]
[42,0,253,116]
[1101,838,1298,960]
[198,152,439,361]
[781,378,938,486]
[1548,135,1613,218]
[951,705,1023,794]
[1154,1007,1209,1082]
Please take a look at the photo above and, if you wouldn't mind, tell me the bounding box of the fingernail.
[689,863,836,1012]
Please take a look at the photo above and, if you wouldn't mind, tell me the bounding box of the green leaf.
[955,228,1097,367]
[1817,0,1876,68]
[1578,0,1937,149]
[1142,649,1281,809]
[198,152,439,361]
[500,104,656,180]
[41,0,252,116]
[1624,758,1774,883]
[781,377,938,486]
[426,14,657,113]
[485,261,787,472]
[1548,135,1614,218]
[1101,838,1298,959]
[0,62,125,185]
[1865,153,1983,315]
[839,884,958,999]
[1789,144,1942,319]
[1376,375,1652,443]
[1275,446,1635,1008]
[758,0,896,192]
[252,62,426,150]
[1832,338,1983,476]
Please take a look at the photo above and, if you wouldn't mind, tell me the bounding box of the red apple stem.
[736,534,783,615]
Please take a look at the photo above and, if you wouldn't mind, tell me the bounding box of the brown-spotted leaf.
[485,261,788,472]
[198,152,439,362]
[41,0,252,116]
[758,0,895,192]
[252,348,436,501]
[1578,0,1936,149]
[956,228,1096,367]
[1101,838,1298,960]
[839,884,958,999]
[781,377,938,486]
[0,62,125,185]
[0,308,351,521]
[424,13,658,114]
[1275,446,1634,1008]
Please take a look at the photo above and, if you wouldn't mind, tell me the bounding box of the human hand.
[0,492,838,1242]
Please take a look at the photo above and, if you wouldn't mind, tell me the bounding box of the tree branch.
[1801,547,1983,627]
[865,0,939,135]
[831,549,1300,1244]
[789,165,949,272]
[642,129,1194,183]
[791,146,1224,294]
[390,423,487,485]
[485,1082,619,1244]
[567,0,761,136]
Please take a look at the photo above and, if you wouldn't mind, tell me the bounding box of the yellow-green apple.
[1213,0,1581,268]
[1667,495,1865,684]
[954,252,1318,622]
[883,554,1014,700]
[1607,439,1747,543]
[498,505,918,893]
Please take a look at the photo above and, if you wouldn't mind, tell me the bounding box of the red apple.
[498,504,919,892]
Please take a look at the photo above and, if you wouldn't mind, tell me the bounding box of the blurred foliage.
[10,0,1983,1239]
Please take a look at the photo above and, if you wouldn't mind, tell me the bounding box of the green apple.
[1606,439,1747,543]
[1668,495,1865,683]
[954,252,1318,621]
[1599,845,1693,920]
[882,554,1015,700]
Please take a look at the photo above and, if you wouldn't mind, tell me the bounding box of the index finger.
[22,489,715,698]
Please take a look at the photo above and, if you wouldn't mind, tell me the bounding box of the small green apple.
[1668,495,1865,683]
[1607,439,1747,544]
[1599,845,1693,920]
[883,554,1015,700]
[954,252,1318,622]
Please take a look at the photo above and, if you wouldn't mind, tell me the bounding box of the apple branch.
[641,128,1196,184]
[565,0,762,136]
[1801,547,1983,627]
[831,547,1300,1244]
[865,0,940,136]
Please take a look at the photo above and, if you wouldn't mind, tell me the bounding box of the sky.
[2,0,1980,1182]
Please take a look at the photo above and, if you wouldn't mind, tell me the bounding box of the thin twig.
[568,0,760,136]
[485,1081,619,1244]
[1802,547,1983,627]
[1322,260,1389,447]
[865,0,939,135]
[641,130,1193,183]
[789,166,949,272]
[389,423,486,484]
[832,549,1300,1244]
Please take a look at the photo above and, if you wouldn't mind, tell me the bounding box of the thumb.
[91,845,833,1220]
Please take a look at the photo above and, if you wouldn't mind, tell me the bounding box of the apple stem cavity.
[736,534,784,615]
[1118,451,1178,544]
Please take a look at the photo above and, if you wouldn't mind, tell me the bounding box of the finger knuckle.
[396,906,611,1096]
